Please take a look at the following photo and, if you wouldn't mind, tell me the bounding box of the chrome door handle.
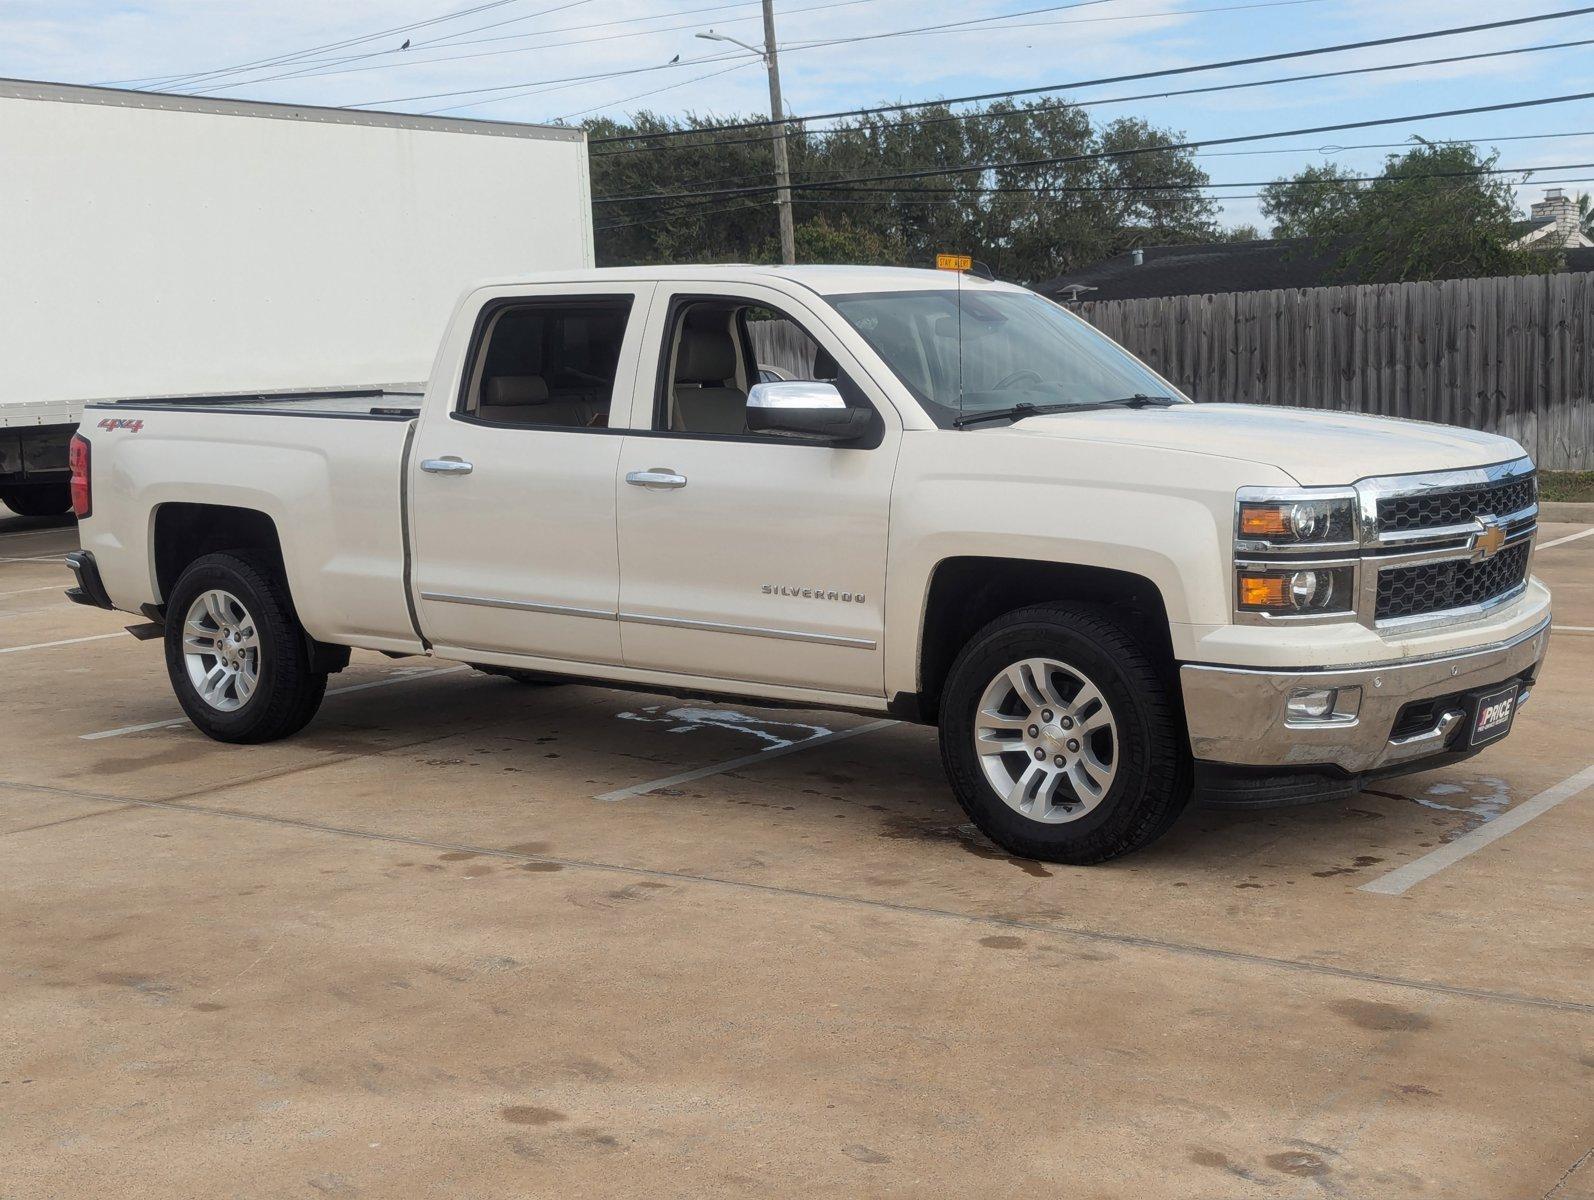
[626,468,687,489]
[420,457,473,475]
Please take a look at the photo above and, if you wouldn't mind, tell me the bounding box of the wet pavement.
[2,510,1591,1198]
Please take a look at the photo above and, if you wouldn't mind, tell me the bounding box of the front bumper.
[1181,616,1549,785]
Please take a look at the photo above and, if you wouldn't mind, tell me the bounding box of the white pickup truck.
[66,265,1551,863]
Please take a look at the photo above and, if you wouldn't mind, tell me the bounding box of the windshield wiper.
[1096,393,1178,408]
[952,394,1178,427]
[952,402,1077,428]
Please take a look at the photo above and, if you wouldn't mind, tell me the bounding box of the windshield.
[829,288,1186,428]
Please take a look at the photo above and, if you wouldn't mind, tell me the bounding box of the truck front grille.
[1377,474,1536,534]
[1375,542,1531,621]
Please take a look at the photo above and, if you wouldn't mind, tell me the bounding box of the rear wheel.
[938,603,1192,864]
[0,482,72,516]
[164,553,327,743]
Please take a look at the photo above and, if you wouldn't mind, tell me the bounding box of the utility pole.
[696,7,796,264]
[760,0,796,265]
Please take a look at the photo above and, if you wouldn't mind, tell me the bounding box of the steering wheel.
[994,369,1045,390]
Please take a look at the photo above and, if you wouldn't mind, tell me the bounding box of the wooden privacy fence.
[1071,273,1594,471]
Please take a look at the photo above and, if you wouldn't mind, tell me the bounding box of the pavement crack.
[2,776,1591,1018]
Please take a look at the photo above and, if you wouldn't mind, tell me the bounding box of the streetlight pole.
[697,7,796,264]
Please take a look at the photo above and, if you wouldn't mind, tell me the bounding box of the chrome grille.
[1375,542,1531,621]
[1377,474,1536,534]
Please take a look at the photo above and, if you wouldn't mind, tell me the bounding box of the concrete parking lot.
[1,508,1590,1199]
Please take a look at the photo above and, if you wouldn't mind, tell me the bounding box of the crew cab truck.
[66,266,1551,863]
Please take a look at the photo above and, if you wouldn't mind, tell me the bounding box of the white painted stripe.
[595,719,898,802]
[1538,526,1594,550]
[0,555,67,564]
[0,528,77,541]
[1554,625,1594,634]
[0,584,68,597]
[79,665,471,740]
[0,632,125,655]
[1360,763,1594,896]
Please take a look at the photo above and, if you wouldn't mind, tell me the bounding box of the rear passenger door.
[409,285,653,667]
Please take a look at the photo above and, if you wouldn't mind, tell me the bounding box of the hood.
[1010,402,1525,485]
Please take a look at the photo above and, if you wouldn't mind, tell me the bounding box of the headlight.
[1236,566,1355,616]
[1237,496,1356,546]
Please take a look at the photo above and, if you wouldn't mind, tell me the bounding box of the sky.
[4,0,1593,233]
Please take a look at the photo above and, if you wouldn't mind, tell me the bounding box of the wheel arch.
[151,503,286,609]
[901,556,1177,725]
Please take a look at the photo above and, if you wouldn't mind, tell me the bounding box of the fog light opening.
[1286,685,1361,725]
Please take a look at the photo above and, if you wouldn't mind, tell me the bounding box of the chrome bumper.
[1180,618,1550,774]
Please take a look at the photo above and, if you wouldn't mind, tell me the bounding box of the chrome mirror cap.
[747,380,845,410]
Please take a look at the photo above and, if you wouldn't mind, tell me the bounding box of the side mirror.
[746,381,872,442]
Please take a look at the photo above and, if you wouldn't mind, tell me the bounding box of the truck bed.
[97,387,424,421]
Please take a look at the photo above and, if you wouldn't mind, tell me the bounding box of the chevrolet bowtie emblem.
[1473,516,1506,560]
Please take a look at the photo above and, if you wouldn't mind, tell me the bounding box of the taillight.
[69,433,91,519]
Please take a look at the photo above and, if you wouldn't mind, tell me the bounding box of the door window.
[462,297,633,428]
[656,297,871,437]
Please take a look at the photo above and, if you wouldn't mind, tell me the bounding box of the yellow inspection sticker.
[935,253,973,272]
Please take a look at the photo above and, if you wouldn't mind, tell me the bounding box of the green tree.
[1259,143,1557,282]
[585,99,1219,283]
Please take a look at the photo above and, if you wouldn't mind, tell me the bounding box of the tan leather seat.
[481,375,602,426]
[672,325,747,434]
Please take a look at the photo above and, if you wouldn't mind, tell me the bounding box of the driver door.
[615,284,901,697]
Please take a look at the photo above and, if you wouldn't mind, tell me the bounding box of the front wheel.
[164,553,327,743]
[938,603,1192,864]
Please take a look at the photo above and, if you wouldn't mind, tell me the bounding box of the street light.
[697,12,796,265]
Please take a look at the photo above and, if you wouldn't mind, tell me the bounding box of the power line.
[592,34,1594,156]
[550,60,763,121]
[590,5,1594,144]
[187,0,887,95]
[350,0,1125,107]
[593,174,1594,231]
[808,161,1594,195]
[593,88,1594,203]
[114,0,577,91]
[599,129,1594,200]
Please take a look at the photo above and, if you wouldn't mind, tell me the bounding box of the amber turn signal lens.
[1239,504,1290,537]
[1238,574,1288,609]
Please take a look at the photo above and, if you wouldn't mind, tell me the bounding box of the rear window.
[465,297,633,429]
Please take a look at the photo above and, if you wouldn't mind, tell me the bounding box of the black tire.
[469,664,565,687]
[0,483,72,517]
[164,552,327,744]
[938,603,1193,865]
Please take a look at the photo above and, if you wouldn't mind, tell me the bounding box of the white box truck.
[0,77,593,515]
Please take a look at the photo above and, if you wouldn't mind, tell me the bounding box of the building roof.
[1038,239,1594,302]
[0,76,585,142]
[1035,239,1343,302]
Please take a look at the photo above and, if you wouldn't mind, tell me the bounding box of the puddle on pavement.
[1367,776,1511,840]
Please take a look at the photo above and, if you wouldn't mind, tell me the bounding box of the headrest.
[485,375,549,406]
[674,326,737,383]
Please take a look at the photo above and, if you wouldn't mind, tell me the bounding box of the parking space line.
[79,665,471,740]
[595,719,899,801]
[1359,763,1594,896]
[0,528,77,541]
[0,632,126,655]
[0,584,68,597]
[0,555,67,564]
[1537,527,1594,550]
[1554,625,1594,634]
